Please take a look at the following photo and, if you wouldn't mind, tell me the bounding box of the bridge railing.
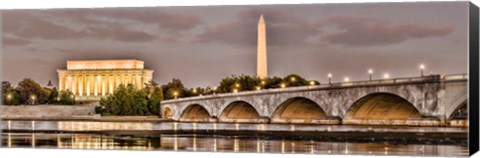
[162,74,458,104]
[442,74,468,81]
[337,75,440,87]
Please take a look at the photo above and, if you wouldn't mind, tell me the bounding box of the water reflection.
[1,132,468,157]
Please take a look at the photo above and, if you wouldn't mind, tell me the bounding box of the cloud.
[2,36,30,46]
[2,12,82,40]
[195,8,321,47]
[2,8,202,44]
[322,16,454,46]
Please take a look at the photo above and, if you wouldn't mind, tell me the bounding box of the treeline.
[1,78,75,105]
[162,74,319,100]
[97,82,163,116]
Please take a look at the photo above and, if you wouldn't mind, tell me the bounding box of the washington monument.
[257,15,268,78]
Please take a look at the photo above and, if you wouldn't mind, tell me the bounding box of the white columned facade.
[57,60,154,101]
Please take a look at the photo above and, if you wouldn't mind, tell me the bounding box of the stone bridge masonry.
[160,74,468,126]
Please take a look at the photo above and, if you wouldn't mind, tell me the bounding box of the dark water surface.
[1,132,468,157]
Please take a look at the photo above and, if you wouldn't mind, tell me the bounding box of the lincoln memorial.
[57,59,154,101]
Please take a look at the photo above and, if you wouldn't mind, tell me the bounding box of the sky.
[1,2,470,88]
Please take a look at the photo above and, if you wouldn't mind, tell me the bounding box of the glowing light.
[259,124,266,131]
[344,77,350,82]
[383,73,390,79]
[290,77,296,82]
[30,95,36,100]
[255,86,261,90]
[233,89,238,93]
[261,80,266,85]
[420,64,425,70]
[280,83,286,88]
[328,73,332,78]
[6,94,12,100]
[192,89,197,93]
[309,81,315,85]
[368,69,373,74]
[235,83,240,88]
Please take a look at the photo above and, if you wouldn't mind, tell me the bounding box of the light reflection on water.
[1,132,468,157]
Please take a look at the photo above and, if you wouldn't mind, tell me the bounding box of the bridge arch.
[219,100,261,119]
[448,100,467,120]
[180,104,212,121]
[343,93,421,123]
[272,97,327,120]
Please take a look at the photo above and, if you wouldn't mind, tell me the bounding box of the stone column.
[109,75,114,94]
[65,76,71,92]
[94,75,99,96]
[122,74,126,86]
[86,75,91,96]
[136,74,142,89]
[100,75,107,96]
[78,75,83,96]
[91,75,95,96]
[59,75,65,91]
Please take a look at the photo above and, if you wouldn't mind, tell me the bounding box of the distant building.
[57,59,154,101]
[47,80,54,89]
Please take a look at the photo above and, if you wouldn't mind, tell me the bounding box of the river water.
[1,132,468,157]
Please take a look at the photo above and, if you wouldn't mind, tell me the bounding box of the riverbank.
[1,117,467,145]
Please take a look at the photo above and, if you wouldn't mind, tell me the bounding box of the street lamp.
[30,95,36,105]
[344,77,350,82]
[368,69,373,81]
[290,77,296,82]
[255,86,261,90]
[233,89,238,93]
[261,80,266,85]
[383,73,390,79]
[280,83,286,88]
[173,91,178,99]
[419,64,425,77]
[309,81,316,86]
[6,94,12,105]
[235,83,240,88]
[328,73,332,84]
[192,89,197,94]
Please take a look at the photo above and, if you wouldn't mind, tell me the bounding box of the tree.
[216,74,260,93]
[46,87,59,104]
[16,78,48,105]
[146,87,163,115]
[161,78,186,100]
[2,81,21,105]
[283,74,309,87]
[57,90,75,105]
[185,87,204,97]
[98,84,162,116]
[264,76,284,89]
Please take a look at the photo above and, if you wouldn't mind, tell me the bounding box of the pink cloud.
[322,16,454,46]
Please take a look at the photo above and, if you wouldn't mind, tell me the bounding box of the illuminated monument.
[257,15,268,78]
[57,59,153,101]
